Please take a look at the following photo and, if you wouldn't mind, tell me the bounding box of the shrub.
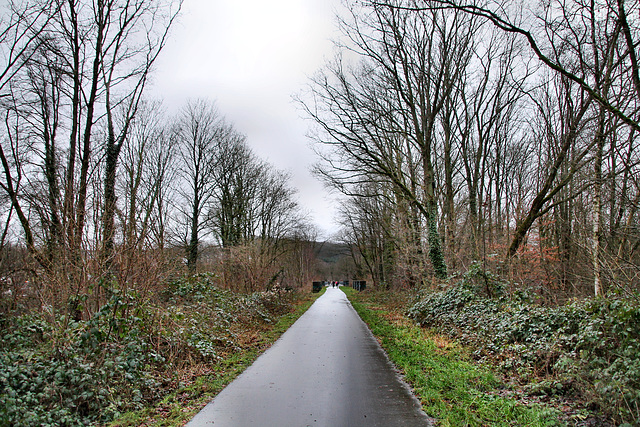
[0,275,296,426]
[0,296,161,426]
[408,269,640,424]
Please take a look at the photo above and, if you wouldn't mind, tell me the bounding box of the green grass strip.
[341,287,562,427]
[110,288,326,427]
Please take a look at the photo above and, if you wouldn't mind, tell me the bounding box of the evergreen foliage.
[0,274,296,426]
[408,266,640,424]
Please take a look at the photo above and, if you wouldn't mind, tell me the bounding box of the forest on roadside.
[300,1,640,424]
[1,0,640,425]
[0,1,325,425]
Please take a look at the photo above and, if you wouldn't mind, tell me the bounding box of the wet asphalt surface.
[186,286,433,427]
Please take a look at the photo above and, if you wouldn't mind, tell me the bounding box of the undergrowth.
[0,274,318,426]
[110,285,323,427]
[408,264,640,426]
[342,286,560,426]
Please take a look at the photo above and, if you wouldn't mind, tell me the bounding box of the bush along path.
[0,274,324,427]
[341,286,561,427]
[407,265,639,426]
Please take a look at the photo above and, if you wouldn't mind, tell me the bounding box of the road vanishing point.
[186,286,433,427]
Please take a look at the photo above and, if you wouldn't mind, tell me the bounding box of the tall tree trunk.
[187,195,200,274]
[422,138,447,279]
[63,0,81,256]
[506,96,592,258]
[442,106,456,269]
[593,107,606,296]
[102,129,121,272]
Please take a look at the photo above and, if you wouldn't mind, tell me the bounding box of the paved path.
[186,287,432,426]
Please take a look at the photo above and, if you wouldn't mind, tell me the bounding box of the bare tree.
[209,131,258,248]
[383,0,640,132]
[100,0,182,271]
[455,25,529,260]
[304,0,640,296]
[301,0,483,279]
[174,99,227,273]
[0,0,182,316]
[119,99,175,253]
[338,183,396,288]
[0,1,56,97]
[0,1,57,266]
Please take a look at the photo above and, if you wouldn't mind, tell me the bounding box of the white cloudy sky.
[150,0,343,240]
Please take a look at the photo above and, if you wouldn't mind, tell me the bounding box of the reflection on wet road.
[187,287,432,426]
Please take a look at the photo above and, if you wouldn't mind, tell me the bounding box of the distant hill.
[314,241,350,264]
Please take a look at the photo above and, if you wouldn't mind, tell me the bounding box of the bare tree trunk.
[100,0,180,275]
[423,146,447,278]
[102,129,119,271]
[592,107,606,296]
[506,95,592,258]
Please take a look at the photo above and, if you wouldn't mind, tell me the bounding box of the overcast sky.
[150,0,343,240]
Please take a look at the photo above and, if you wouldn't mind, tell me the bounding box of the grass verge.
[109,287,325,427]
[340,287,561,426]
